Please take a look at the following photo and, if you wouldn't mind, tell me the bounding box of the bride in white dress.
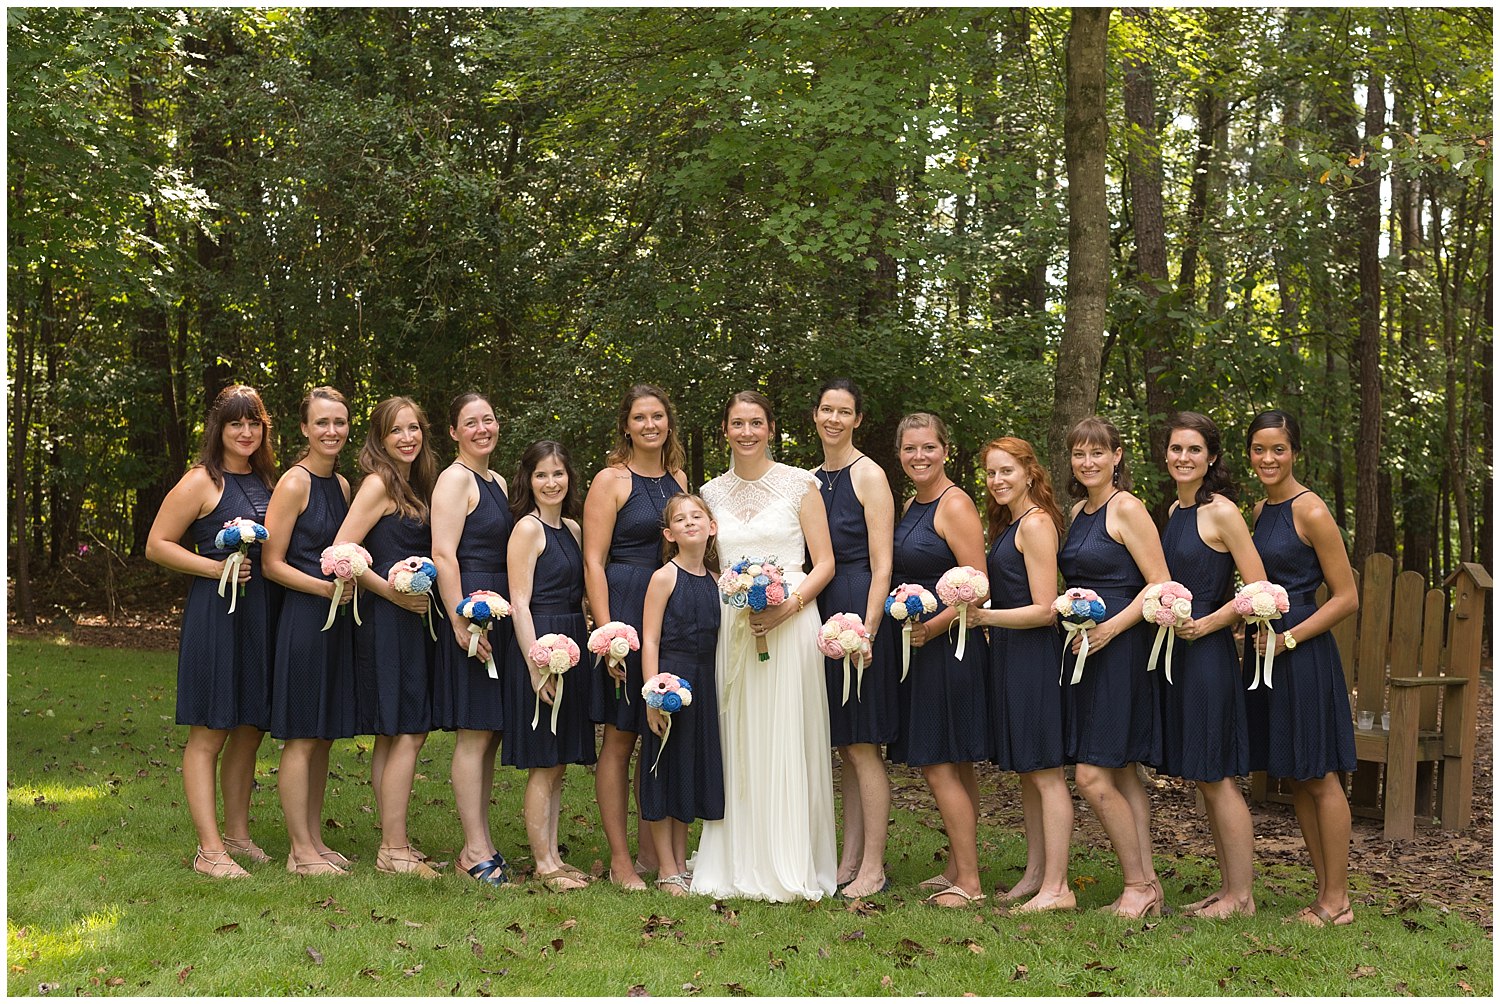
[691,391,838,901]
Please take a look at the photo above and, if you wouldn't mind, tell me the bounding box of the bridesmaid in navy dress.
[1244,410,1358,927]
[1058,416,1169,918]
[146,384,279,877]
[263,386,357,875]
[811,378,896,900]
[504,440,597,891]
[639,492,725,895]
[431,392,513,885]
[582,385,688,888]
[1156,412,1265,917]
[888,413,990,907]
[971,436,1073,912]
[333,396,440,878]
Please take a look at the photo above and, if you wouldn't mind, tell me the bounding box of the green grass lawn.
[6,637,1490,996]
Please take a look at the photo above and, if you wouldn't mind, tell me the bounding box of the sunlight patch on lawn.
[8,908,120,967]
[7,783,108,807]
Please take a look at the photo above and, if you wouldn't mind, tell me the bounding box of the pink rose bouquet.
[527,633,581,734]
[587,621,641,703]
[456,589,511,679]
[388,555,443,640]
[884,583,939,682]
[1053,587,1107,685]
[213,518,269,613]
[319,541,373,631]
[817,612,874,705]
[1234,580,1291,689]
[1141,581,1194,684]
[717,556,788,662]
[936,565,991,661]
[641,673,694,774]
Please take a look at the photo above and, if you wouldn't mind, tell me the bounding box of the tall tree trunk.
[1350,51,1386,566]
[1047,7,1111,487]
[10,276,39,624]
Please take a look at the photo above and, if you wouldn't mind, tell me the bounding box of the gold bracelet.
[792,590,805,611]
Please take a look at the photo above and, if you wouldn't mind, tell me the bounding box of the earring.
[1027,481,1033,489]
[1111,467,1120,486]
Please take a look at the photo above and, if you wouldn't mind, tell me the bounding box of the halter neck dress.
[356,509,435,736]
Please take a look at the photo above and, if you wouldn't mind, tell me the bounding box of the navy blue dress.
[1245,493,1357,780]
[639,563,725,823]
[1156,504,1248,781]
[431,467,513,731]
[176,471,277,731]
[887,487,990,767]
[816,458,898,747]
[501,517,598,768]
[271,467,357,741]
[589,469,676,734]
[1057,492,1159,768]
[356,510,435,736]
[986,509,1067,774]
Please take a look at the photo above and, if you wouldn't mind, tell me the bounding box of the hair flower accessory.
[587,621,641,703]
[717,556,788,662]
[388,555,444,640]
[213,518,268,613]
[319,541,373,630]
[884,583,939,682]
[641,672,694,774]
[1141,581,1194,684]
[817,612,874,705]
[936,566,991,661]
[528,633,581,734]
[456,589,511,678]
[1234,580,1291,689]
[1053,587,1107,685]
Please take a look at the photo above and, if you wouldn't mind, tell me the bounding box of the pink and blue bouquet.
[936,565,991,661]
[213,518,268,613]
[319,541,373,630]
[587,621,641,702]
[388,555,443,640]
[1142,581,1194,684]
[1053,587,1107,685]
[642,672,694,773]
[527,633,581,734]
[885,583,938,682]
[1234,580,1291,690]
[457,589,510,679]
[718,556,788,662]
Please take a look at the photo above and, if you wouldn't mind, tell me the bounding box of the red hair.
[982,436,1064,541]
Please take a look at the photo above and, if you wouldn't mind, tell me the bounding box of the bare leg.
[526,765,582,888]
[377,732,427,851]
[923,762,982,905]
[633,761,657,872]
[1015,767,1076,912]
[306,741,339,857]
[597,726,646,887]
[451,729,499,871]
[1001,776,1044,901]
[278,738,317,861]
[183,726,231,850]
[1073,763,1156,916]
[371,734,390,816]
[1289,780,1326,902]
[1194,778,1255,917]
[1297,774,1352,921]
[840,744,890,898]
[1116,765,1157,884]
[219,725,264,842]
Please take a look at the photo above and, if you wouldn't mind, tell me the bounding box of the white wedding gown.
[690,463,837,901]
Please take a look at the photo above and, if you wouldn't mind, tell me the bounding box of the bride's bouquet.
[718,556,787,662]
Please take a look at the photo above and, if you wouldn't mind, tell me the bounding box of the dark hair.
[510,440,580,521]
[198,384,276,489]
[659,491,720,571]
[448,391,493,431]
[814,378,864,418]
[895,411,950,453]
[721,389,776,431]
[1165,411,1237,506]
[981,436,1065,540]
[1065,416,1131,499]
[1245,409,1302,453]
[359,396,437,523]
[292,385,349,465]
[605,384,686,474]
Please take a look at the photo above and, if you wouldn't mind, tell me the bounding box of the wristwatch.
[1282,632,1298,651]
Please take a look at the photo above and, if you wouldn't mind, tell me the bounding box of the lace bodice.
[702,463,816,579]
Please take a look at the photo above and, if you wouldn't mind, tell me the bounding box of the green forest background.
[7,7,1492,621]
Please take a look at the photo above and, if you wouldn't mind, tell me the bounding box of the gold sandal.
[287,853,347,876]
[193,846,250,879]
[376,845,439,879]
[221,835,272,864]
[536,868,588,892]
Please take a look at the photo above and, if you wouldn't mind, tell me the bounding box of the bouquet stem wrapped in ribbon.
[1235,580,1291,689]
[817,613,873,705]
[884,584,938,682]
[214,518,268,614]
[717,557,788,662]
[1054,588,1107,685]
[388,555,443,640]
[456,590,510,678]
[587,621,641,703]
[528,633,580,734]
[320,542,373,630]
[1142,581,1194,684]
[936,566,990,661]
[642,673,693,774]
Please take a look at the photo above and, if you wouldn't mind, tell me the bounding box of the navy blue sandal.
[465,853,509,886]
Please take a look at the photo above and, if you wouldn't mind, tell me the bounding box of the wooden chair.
[1251,555,1490,841]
